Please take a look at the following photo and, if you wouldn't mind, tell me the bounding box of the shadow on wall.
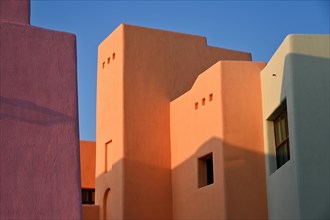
[95,158,172,220]
[96,137,268,220]
[172,137,268,220]
[279,53,329,218]
[0,96,74,125]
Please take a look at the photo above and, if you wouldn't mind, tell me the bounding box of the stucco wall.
[96,25,125,220]
[121,25,251,220]
[0,0,30,24]
[81,140,96,189]
[0,19,81,220]
[261,34,330,219]
[96,24,252,219]
[170,61,267,219]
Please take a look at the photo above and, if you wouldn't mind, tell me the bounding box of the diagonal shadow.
[0,96,74,126]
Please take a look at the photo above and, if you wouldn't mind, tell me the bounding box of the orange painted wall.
[170,61,268,219]
[97,24,252,219]
[96,25,125,220]
[80,140,96,189]
[82,205,99,220]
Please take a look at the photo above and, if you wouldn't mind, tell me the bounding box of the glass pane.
[280,117,287,139]
[275,121,282,145]
[283,142,289,163]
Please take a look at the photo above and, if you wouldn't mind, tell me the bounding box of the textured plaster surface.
[0,20,81,219]
[261,35,330,220]
[170,61,267,219]
[0,0,30,24]
[96,24,252,219]
[81,140,96,189]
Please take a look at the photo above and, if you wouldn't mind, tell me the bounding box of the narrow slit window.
[202,98,206,105]
[102,62,105,69]
[107,57,110,64]
[112,53,116,60]
[105,140,112,173]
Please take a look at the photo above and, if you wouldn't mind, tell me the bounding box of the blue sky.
[31,0,329,141]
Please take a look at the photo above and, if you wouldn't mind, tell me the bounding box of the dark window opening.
[82,189,95,204]
[198,153,214,188]
[202,98,206,105]
[274,109,290,169]
[107,57,110,64]
[102,62,105,69]
[112,53,116,60]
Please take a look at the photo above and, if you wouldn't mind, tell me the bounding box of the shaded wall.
[285,54,329,219]
[261,34,330,219]
[122,25,251,219]
[170,61,267,219]
[0,2,81,218]
[96,24,252,219]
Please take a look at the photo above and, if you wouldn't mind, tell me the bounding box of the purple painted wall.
[0,0,30,24]
[0,1,82,219]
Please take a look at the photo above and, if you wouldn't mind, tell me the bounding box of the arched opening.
[103,188,110,220]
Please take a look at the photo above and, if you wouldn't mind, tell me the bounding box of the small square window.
[82,189,95,204]
[198,153,214,188]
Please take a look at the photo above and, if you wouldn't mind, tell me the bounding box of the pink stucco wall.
[0,1,81,219]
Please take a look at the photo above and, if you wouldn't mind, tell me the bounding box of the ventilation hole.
[195,102,198,110]
[209,93,213,102]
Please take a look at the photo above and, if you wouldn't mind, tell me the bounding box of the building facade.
[96,24,269,219]
[261,34,330,219]
[0,0,81,219]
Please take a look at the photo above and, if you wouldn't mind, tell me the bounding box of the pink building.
[0,1,81,219]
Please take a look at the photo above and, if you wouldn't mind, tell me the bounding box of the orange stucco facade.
[171,61,267,219]
[80,140,96,189]
[95,24,267,219]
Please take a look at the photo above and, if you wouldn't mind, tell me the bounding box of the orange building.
[80,140,99,219]
[95,24,268,219]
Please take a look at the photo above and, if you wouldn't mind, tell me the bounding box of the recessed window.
[102,62,105,69]
[107,57,110,64]
[195,102,198,110]
[112,53,116,60]
[198,153,214,188]
[209,93,213,102]
[274,109,290,169]
[202,98,206,105]
[82,189,95,204]
[105,140,112,173]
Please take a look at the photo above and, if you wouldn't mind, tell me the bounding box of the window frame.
[198,153,214,188]
[273,109,290,169]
